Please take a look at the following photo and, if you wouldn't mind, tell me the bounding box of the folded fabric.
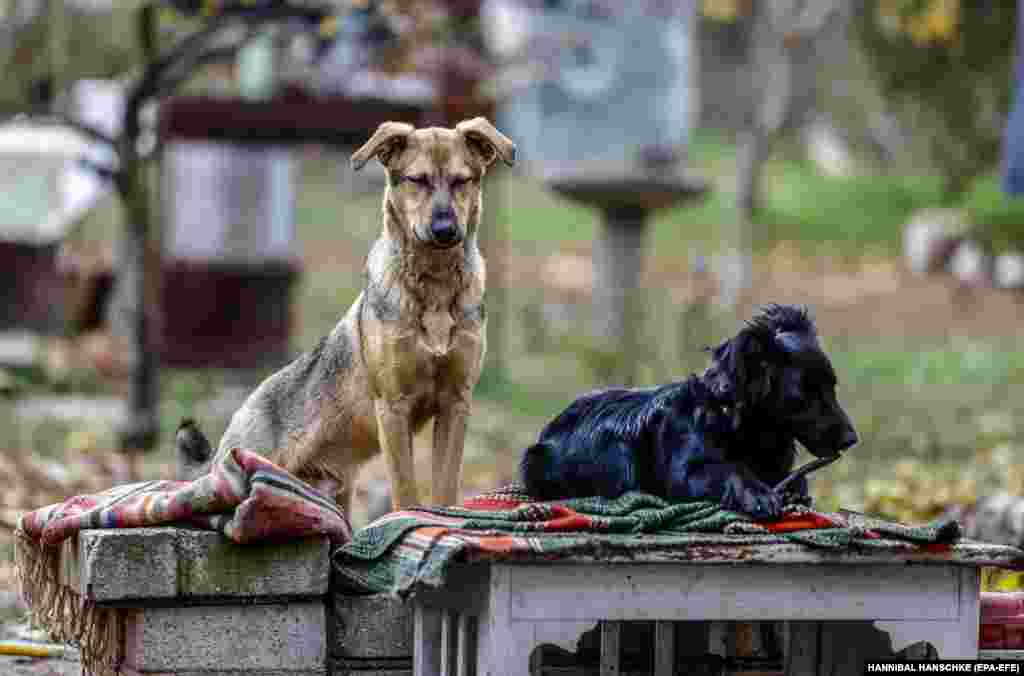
[332,485,974,597]
[15,447,351,676]
[18,447,351,547]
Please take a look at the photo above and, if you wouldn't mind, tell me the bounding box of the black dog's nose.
[837,426,858,451]
[430,208,459,245]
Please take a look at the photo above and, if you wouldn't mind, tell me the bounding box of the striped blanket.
[333,486,968,597]
[15,447,351,676]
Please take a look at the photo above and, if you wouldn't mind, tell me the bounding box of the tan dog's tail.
[176,418,213,480]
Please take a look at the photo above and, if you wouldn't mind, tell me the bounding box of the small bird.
[176,418,213,480]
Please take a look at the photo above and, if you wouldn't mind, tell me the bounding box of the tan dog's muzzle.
[429,203,460,248]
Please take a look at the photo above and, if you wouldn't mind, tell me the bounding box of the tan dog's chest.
[368,310,485,426]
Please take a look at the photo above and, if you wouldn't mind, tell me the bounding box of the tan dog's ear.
[456,117,517,168]
[351,121,415,171]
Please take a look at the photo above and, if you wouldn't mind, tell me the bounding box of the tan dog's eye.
[405,174,431,187]
[451,176,473,189]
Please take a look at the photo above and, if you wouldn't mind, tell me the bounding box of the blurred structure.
[156,22,298,371]
[0,92,120,374]
[0,124,84,339]
[160,117,300,370]
[485,0,709,385]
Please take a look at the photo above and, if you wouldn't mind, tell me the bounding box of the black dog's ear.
[773,330,810,358]
[705,329,775,431]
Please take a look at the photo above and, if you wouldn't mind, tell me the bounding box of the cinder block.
[124,601,326,672]
[74,528,329,602]
[79,529,179,601]
[330,594,413,659]
[177,531,330,599]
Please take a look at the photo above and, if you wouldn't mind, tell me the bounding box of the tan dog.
[177,118,516,513]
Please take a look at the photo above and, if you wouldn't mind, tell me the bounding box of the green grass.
[475,374,577,420]
[662,132,948,255]
[827,342,1024,388]
[963,173,1024,253]
[487,128,950,258]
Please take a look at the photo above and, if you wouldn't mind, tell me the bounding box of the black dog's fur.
[520,305,857,518]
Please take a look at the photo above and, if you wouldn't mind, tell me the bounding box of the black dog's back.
[521,382,702,501]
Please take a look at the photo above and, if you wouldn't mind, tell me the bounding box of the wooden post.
[115,3,163,467]
[47,0,67,107]
[478,168,507,383]
[115,152,159,465]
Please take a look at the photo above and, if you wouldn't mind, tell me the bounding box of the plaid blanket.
[15,447,351,676]
[333,485,970,597]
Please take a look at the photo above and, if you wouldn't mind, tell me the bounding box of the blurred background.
[1,0,1024,603]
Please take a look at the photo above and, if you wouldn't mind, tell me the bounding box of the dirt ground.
[526,241,1024,341]
[308,233,1024,341]
[0,621,80,676]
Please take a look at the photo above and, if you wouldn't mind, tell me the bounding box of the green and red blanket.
[17,447,352,547]
[333,485,976,597]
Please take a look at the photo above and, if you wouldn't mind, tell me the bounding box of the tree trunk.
[721,0,842,309]
[478,169,507,384]
[723,126,768,308]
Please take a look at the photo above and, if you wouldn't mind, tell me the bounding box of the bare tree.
[719,0,843,308]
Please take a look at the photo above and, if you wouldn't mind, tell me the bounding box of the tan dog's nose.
[430,205,459,246]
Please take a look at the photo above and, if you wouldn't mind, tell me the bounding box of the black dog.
[520,304,857,518]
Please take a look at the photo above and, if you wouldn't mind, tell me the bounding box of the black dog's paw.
[777,490,813,509]
[781,474,809,498]
[722,476,782,519]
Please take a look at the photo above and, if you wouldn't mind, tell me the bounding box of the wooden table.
[409,541,1018,676]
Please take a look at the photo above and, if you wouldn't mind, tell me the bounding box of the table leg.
[784,621,821,675]
[415,605,443,676]
[708,621,735,658]
[441,609,456,676]
[653,621,675,676]
[457,613,475,676]
[477,619,535,676]
[600,621,621,675]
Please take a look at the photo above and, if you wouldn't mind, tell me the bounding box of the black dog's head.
[702,304,858,458]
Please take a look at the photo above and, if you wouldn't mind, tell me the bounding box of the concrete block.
[73,528,329,603]
[124,601,326,672]
[177,531,330,599]
[330,594,413,659]
[79,529,179,601]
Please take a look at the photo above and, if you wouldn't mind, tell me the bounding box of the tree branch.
[14,113,119,148]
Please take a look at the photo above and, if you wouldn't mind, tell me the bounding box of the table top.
[465,537,1024,570]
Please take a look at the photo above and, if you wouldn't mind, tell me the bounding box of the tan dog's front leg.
[432,397,471,507]
[375,398,420,510]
